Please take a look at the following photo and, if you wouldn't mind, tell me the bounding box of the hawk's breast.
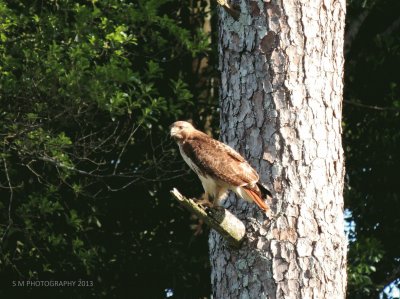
[178,144,204,176]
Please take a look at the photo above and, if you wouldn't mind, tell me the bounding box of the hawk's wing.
[182,133,259,187]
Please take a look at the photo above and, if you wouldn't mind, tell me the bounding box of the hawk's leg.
[212,188,229,208]
[195,193,213,209]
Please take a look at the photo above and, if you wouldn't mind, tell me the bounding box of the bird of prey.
[170,121,272,214]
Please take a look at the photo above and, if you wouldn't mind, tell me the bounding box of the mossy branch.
[170,188,246,247]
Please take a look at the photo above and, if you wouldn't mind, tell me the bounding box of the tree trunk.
[209,0,347,298]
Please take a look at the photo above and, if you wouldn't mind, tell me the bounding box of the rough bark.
[209,0,347,298]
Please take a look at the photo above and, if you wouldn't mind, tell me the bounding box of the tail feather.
[243,188,270,213]
[256,182,272,198]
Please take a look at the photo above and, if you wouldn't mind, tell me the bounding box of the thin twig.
[344,100,400,111]
[113,123,142,175]
[1,158,14,243]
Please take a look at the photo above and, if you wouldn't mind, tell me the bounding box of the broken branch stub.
[170,188,246,247]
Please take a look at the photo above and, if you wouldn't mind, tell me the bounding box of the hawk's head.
[170,121,195,141]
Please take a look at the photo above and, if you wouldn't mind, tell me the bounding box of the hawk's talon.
[196,198,213,210]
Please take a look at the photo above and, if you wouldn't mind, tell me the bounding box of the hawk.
[170,121,272,214]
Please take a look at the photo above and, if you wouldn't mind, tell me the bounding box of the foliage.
[344,0,400,297]
[347,237,385,296]
[0,0,217,297]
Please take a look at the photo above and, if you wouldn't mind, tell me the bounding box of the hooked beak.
[170,126,178,138]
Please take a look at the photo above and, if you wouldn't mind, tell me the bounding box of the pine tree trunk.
[209,0,347,298]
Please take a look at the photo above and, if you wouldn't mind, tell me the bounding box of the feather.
[243,188,270,212]
[256,182,272,198]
